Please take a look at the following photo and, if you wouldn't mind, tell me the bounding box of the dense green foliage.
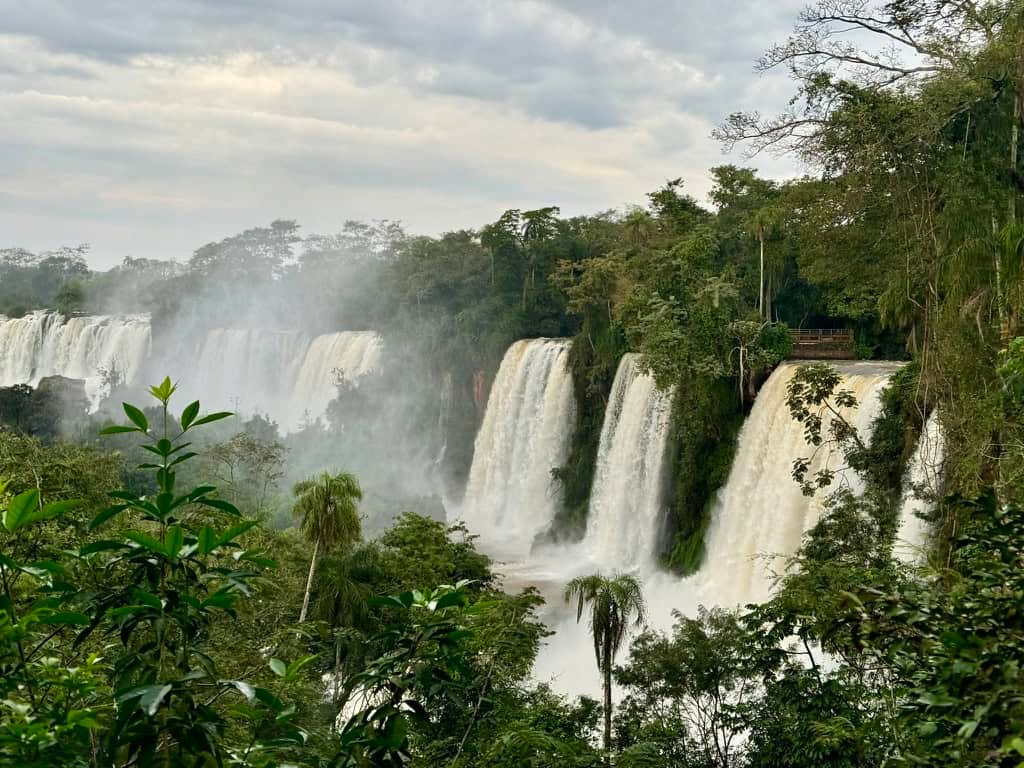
[0,384,600,767]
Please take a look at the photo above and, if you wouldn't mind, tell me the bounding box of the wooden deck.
[789,329,855,359]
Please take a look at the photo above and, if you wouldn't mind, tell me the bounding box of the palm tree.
[746,207,778,319]
[315,545,380,705]
[292,471,363,623]
[564,573,647,762]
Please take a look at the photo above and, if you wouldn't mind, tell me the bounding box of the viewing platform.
[788,328,855,360]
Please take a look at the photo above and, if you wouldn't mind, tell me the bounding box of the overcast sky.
[0,1,806,268]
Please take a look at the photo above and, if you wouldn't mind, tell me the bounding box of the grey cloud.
[1,0,795,127]
[0,1,807,267]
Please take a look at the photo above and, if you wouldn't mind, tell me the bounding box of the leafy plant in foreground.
[0,378,311,768]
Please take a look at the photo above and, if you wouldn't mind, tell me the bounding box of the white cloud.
[0,1,806,268]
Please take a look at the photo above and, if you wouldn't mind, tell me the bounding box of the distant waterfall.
[0,311,151,409]
[186,328,383,430]
[191,328,309,420]
[583,354,675,572]
[289,332,383,428]
[894,411,945,563]
[460,339,576,558]
[695,362,900,607]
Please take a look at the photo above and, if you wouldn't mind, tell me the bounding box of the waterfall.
[0,311,151,409]
[0,315,385,429]
[190,328,310,420]
[288,332,383,429]
[460,339,575,558]
[185,328,383,430]
[582,354,675,573]
[529,359,904,699]
[894,410,945,563]
[693,361,900,607]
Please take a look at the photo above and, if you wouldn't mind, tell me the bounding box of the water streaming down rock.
[459,339,575,559]
[0,311,151,409]
[894,410,945,563]
[185,328,383,430]
[288,331,383,429]
[189,328,310,421]
[693,361,901,608]
[534,360,903,698]
[582,354,675,573]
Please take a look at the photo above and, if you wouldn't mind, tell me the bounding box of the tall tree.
[746,207,779,318]
[292,471,363,623]
[564,572,647,762]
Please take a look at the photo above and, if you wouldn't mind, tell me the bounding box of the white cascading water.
[893,410,945,563]
[288,331,383,429]
[692,361,900,607]
[0,311,151,409]
[533,360,901,697]
[190,328,310,420]
[459,338,576,559]
[185,328,383,430]
[582,354,675,572]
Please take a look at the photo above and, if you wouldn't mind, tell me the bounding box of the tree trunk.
[758,232,765,318]
[603,637,613,765]
[994,214,1007,336]
[737,346,746,406]
[1012,93,1020,224]
[299,538,320,623]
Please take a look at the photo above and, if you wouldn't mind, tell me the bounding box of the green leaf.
[132,590,163,609]
[1004,736,1024,755]
[124,530,168,558]
[140,684,172,715]
[39,611,90,626]
[7,490,39,531]
[287,654,318,678]
[432,591,467,611]
[190,411,233,427]
[238,551,277,568]
[198,498,240,516]
[168,452,199,469]
[108,605,153,620]
[218,520,258,547]
[254,687,284,712]
[180,400,201,430]
[269,658,287,677]
[3,490,40,532]
[380,715,407,749]
[89,504,131,530]
[79,539,131,556]
[19,561,61,579]
[228,680,256,702]
[122,403,149,432]
[165,526,185,559]
[100,425,140,435]
[148,377,176,404]
[26,498,83,527]
[202,591,237,611]
[198,525,218,555]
